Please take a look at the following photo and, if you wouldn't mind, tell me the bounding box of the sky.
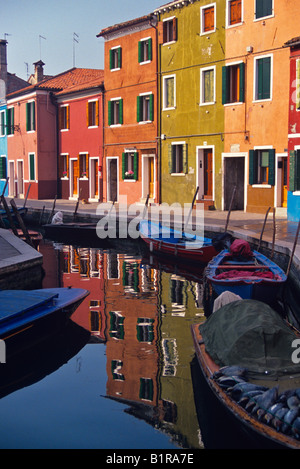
[1,0,162,81]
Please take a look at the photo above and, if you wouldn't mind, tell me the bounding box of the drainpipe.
[150,14,161,204]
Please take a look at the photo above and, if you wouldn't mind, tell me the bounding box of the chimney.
[0,40,8,84]
[33,60,45,83]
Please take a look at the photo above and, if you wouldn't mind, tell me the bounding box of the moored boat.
[0,287,89,355]
[204,239,287,309]
[139,219,229,264]
[191,299,300,449]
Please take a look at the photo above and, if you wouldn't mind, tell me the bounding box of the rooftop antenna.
[24,62,29,79]
[73,32,79,67]
[4,33,12,41]
[39,35,46,59]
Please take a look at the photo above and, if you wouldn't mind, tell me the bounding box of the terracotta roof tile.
[97,14,153,37]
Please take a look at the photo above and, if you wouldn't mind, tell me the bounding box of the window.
[136,318,154,343]
[122,151,138,180]
[139,378,153,401]
[0,156,6,179]
[201,4,215,34]
[249,149,275,185]
[26,101,35,131]
[137,94,154,122]
[6,107,14,135]
[109,47,122,70]
[168,143,188,174]
[111,360,124,381]
[87,100,99,127]
[108,98,123,126]
[254,56,272,101]
[162,17,177,44]
[222,63,245,104]
[255,0,273,19]
[59,105,69,130]
[227,0,242,26]
[289,150,300,192]
[109,311,124,340]
[0,111,5,136]
[59,154,69,178]
[79,153,88,178]
[29,153,35,181]
[163,75,175,109]
[200,67,215,105]
[138,38,152,63]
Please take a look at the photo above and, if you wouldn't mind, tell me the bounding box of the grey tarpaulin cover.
[199,299,300,377]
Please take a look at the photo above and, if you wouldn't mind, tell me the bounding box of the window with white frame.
[226,0,242,27]
[200,66,215,105]
[222,62,245,104]
[87,100,99,127]
[169,143,188,174]
[26,101,35,131]
[200,3,216,34]
[110,46,122,70]
[28,153,35,181]
[108,98,123,126]
[162,17,177,44]
[254,55,272,101]
[255,0,273,20]
[137,93,154,122]
[138,38,152,63]
[163,75,176,110]
[59,105,69,130]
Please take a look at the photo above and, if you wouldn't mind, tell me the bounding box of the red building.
[6,66,104,200]
[97,14,158,205]
[56,70,104,201]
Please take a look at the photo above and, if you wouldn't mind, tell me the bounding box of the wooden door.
[224,157,244,210]
[204,149,213,197]
[72,159,79,197]
[149,157,154,199]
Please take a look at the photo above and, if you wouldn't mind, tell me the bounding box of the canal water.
[0,238,259,450]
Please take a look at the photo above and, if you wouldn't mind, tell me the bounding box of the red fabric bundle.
[214,270,275,280]
[229,239,253,258]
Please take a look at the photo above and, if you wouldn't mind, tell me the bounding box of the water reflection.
[40,240,205,449]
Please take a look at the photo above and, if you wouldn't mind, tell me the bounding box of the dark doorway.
[224,157,244,210]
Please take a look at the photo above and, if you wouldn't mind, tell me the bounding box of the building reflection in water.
[40,241,205,449]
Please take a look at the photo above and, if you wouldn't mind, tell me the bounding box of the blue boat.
[204,239,287,304]
[0,287,89,346]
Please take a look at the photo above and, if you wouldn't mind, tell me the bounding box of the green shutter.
[6,109,10,135]
[138,41,142,63]
[289,151,296,192]
[108,101,112,126]
[239,62,245,103]
[149,94,154,121]
[168,144,173,173]
[258,57,271,100]
[148,38,152,61]
[122,152,126,179]
[11,108,14,134]
[249,149,257,185]
[183,144,188,174]
[0,157,6,179]
[118,47,122,69]
[256,0,263,18]
[119,99,123,124]
[109,49,113,69]
[133,152,138,180]
[222,66,229,105]
[26,102,29,131]
[137,96,141,122]
[268,149,275,186]
[29,154,35,180]
[32,102,35,130]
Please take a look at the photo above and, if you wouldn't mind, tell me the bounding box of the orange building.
[97,14,158,206]
[223,0,300,213]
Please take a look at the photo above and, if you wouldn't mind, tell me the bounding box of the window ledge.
[171,173,185,176]
[109,124,122,128]
[162,40,176,46]
[251,184,272,188]
[139,60,151,65]
[60,177,69,180]
[253,98,272,104]
[253,14,274,22]
[292,191,300,196]
[226,22,244,29]
[138,120,152,125]
[60,129,69,132]
[88,125,99,129]
[199,101,216,106]
[223,102,244,107]
[123,179,136,182]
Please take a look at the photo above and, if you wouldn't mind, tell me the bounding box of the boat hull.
[139,220,217,264]
[191,323,300,449]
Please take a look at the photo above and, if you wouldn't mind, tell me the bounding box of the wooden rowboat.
[139,220,219,264]
[204,240,287,304]
[191,300,300,449]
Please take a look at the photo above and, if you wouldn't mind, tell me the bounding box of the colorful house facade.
[223,0,300,214]
[154,0,225,209]
[97,15,158,205]
[284,36,300,221]
[6,67,104,200]
[55,70,104,201]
